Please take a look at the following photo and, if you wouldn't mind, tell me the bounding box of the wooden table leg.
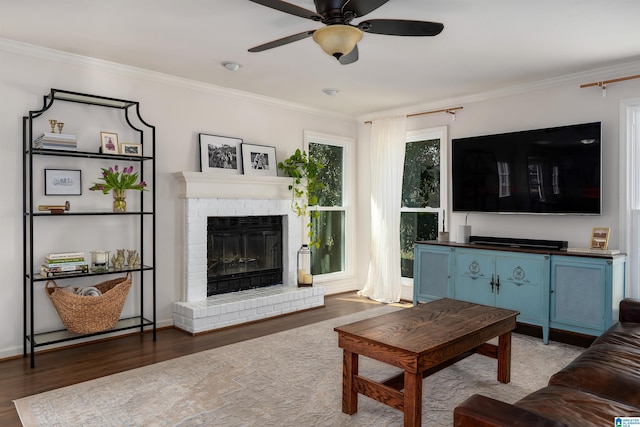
[342,350,359,414]
[497,331,512,384]
[403,370,422,427]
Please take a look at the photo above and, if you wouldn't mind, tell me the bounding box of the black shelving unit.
[23,89,156,367]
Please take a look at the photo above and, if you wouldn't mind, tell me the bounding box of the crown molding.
[358,60,640,122]
[0,38,354,122]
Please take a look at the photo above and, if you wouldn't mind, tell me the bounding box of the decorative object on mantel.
[277,149,324,248]
[297,244,313,287]
[241,143,278,176]
[437,210,449,242]
[38,201,71,214]
[89,165,147,212]
[199,133,243,174]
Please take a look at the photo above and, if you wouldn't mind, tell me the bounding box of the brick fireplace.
[172,172,325,334]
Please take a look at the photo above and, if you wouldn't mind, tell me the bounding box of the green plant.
[278,149,324,248]
[89,165,147,195]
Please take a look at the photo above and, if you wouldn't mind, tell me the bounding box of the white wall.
[0,42,357,358]
[356,68,640,300]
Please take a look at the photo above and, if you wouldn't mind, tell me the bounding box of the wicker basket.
[45,273,133,334]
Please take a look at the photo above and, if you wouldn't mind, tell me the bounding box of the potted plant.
[89,165,147,212]
[278,149,324,248]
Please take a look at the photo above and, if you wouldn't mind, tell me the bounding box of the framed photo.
[44,169,82,196]
[120,143,142,156]
[590,227,610,250]
[199,134,242,174]
[241,143,277,176]
[100,132,119,154]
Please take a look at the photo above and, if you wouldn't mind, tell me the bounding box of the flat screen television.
[452,122,601,215]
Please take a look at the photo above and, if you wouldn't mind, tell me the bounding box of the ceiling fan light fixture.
[312,25,363,59]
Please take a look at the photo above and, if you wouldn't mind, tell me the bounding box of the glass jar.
[297,244,313,287]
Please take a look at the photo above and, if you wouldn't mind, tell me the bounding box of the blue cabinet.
[550,255,626,336]
[414,242,626,343]
[412,244,454,304]
[454,248,550,343]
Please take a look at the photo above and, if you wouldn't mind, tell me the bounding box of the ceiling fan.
[248,0,444,65]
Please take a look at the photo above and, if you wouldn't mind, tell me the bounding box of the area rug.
[14,305,584,426]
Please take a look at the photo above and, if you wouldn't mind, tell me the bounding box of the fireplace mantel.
[173,171,294,200]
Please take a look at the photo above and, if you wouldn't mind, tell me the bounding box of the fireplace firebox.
[207,216,283,296]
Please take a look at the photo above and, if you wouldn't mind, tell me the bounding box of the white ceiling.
[2,0,640,118]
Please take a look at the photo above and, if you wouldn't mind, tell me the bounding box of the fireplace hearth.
[207,216,283,296]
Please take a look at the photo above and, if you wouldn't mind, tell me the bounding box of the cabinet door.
[495,254,547,324]
[454,249,495,306]
[413,245,453,304]
[551,257,606,331]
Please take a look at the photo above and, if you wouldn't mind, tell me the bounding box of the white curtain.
[622,100,640,299]
[359,115,407,303]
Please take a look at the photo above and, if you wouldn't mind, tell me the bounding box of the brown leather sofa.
[454,298,640,426]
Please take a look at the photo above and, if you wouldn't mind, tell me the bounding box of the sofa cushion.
[516,385,640,427]
[548,344,640,407]
[591,322,640,349]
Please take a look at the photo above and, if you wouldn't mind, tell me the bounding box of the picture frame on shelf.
[241,143,277,176]
[199,133,242,174]
[100,131,119,154]
[120,143,142,156]
[590,227,610,250]
[44,169,82,196]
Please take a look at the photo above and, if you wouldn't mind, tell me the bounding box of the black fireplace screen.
[207,216,283,296]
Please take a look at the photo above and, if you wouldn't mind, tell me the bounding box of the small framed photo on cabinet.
[120,143,142,156]
[590,227,610,250]
[100,131,119,154]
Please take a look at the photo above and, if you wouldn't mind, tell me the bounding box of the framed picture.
[120,143,142,156]
[199,134,242,174]
[100,132,119,154]
[241,143,277,176]
[44,169,82,196]
[590,227,610,250]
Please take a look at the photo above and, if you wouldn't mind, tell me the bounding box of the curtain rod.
[580,74,640,88]
[364,106,463,124]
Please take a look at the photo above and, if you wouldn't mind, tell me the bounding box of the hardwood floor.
[0,292,389,426]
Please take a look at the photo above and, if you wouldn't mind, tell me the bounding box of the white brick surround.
[172,172,325,333]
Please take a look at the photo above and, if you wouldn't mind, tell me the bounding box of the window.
[306,131,353,277]
[400,127,448,279]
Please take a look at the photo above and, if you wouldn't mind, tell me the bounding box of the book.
[41,264,88,273]
[40,265,89,278]
[43,260,88,268]
[47,252,85,260]
[44,258,86,265]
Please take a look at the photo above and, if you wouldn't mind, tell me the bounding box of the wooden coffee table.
[334,298,519,427]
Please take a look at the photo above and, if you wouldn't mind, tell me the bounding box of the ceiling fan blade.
[339,44,359,65]
[341,0,390,18]
[249,0,323,21]
[248,30,316,52]
[358,19,444,36]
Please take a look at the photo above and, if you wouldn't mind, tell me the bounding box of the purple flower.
[114,165,119,172]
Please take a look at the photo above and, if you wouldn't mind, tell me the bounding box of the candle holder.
[90,250,110,272]
[297,244,313,287]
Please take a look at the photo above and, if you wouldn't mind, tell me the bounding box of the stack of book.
[33,133,77,151]
[40,251,88,277]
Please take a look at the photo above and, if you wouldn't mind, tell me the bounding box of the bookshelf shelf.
[23,89,157,368]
